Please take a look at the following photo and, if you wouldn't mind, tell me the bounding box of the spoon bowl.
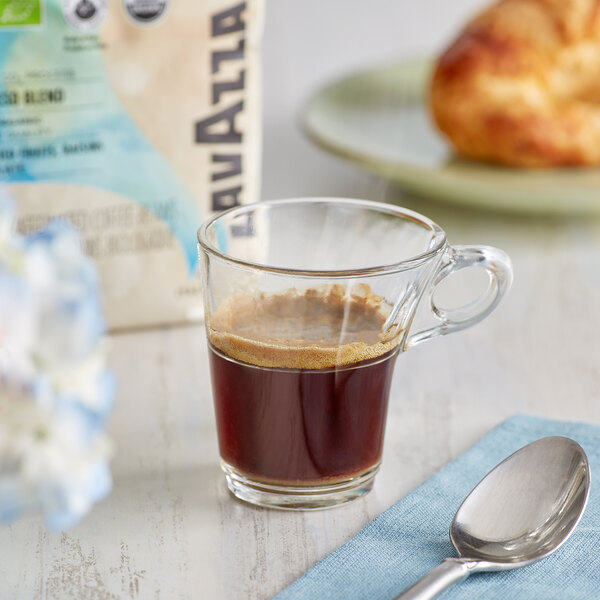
[396,436,591,599]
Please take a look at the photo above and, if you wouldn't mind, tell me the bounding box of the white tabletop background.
[4,1,600,598]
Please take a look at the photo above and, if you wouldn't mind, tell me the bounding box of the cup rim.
[197,197,447,276]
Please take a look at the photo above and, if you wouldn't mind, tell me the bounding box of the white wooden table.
[4,1,600,598]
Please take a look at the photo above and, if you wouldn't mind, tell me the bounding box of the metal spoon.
[395,436,591,600]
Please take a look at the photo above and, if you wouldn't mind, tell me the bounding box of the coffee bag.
[0,0,263,330]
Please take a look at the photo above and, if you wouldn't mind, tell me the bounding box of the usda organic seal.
[124,0,168,24]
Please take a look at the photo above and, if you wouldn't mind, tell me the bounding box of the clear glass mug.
[197,198,512,509]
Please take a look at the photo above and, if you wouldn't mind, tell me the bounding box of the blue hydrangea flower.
[0,377,113,529]
[0,194,114,530]
[24,219,105,368]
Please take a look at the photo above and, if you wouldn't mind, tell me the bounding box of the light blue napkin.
[274,415,599,599]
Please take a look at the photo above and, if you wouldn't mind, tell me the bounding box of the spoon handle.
[394,558,472,600]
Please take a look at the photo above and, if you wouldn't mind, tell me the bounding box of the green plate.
[303,58,600,214]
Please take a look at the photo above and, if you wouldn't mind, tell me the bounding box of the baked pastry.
[430,0,600,167]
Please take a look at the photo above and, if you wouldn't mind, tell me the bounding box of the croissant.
[429,0,600,167]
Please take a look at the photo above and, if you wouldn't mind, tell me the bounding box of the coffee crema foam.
[207,284,402,369]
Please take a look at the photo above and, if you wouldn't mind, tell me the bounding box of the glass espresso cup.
[197,198,512,509]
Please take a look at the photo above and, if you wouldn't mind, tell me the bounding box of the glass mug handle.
[406,245,513,348]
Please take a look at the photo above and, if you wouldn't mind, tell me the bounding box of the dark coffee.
[207,286,401,486]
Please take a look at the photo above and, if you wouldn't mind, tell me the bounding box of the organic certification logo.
[124,0,167,25]
[62,0,107,31]
[0,0,43,27]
